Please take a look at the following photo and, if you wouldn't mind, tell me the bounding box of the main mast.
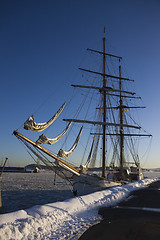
[102,36,106,178]
[119,59,124,177]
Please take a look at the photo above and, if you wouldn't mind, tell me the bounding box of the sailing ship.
[13,35,152,196]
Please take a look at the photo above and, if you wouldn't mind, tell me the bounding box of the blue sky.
[1,0,160,168]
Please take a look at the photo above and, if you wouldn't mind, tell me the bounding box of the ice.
[1,171,73,213]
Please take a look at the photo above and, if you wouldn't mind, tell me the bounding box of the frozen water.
[1,171,73,213]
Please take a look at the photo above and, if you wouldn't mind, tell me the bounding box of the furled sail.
[36,121,72,144]
[80,136,95,173]
[58,126,83,157]
[24,103,65,132]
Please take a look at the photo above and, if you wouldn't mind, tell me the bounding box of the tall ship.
[13,34,152,195]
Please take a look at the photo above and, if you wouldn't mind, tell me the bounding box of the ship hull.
[73,174,121,196]
[73,167,143,196]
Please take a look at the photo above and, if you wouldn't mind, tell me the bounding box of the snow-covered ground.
[0,170,160,240]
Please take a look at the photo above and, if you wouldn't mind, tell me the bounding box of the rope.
[16,136,74,192]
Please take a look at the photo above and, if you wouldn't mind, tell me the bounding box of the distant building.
[0,165,40,173]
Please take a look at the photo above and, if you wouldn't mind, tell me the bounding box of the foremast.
[66,37,109,178]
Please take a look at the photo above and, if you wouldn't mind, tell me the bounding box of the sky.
[1,0,160,168]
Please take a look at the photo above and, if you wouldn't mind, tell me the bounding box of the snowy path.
[0,177,159,240]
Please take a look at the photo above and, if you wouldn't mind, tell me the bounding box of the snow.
[0,176,159,240]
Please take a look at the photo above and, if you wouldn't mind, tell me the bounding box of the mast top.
[103,26,106,40]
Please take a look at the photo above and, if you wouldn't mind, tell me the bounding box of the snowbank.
[0,177,159,240]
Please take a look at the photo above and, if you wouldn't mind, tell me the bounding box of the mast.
[102,36,106,178]
[119,59,124,177]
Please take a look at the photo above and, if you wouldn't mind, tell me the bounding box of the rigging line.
[118,101,137,164]
[86,96,103,168]
[39,92,78,137]
[17,66,80,133]
[18,137,68,180]
[42,89,81,151]
[34,145,55,165]
[19,136,74,189]
[42,87,77,136]
[125,105,151,134]
[106,127,119,163]
[106,98,114,164]
[125,110,142,129]
[34,151,74,191]
[123,112,139,164]
[108,134,120,162]
[34,124,77,166]
[125,137,139,166]
[60,70,99,150]
[81,100,101,163]
[106,96,119,165]
[60,87,91,148]
[83,81,99,124]
[54,169,74,191]
[126,135,140,166]
[17,137,39,164]
[140,137,153,167]
[109,138,118,165]
[31,58,84,118]
[19,88,65,132]
[21,129,77,168]
[90,133,101,168]
[108,96,119,134]
[92,98,103,160]
[19,137,56,168]
[106,57,119,86]
[107,88,120,106]
[80,95,102,165]
[110,139,120,167]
